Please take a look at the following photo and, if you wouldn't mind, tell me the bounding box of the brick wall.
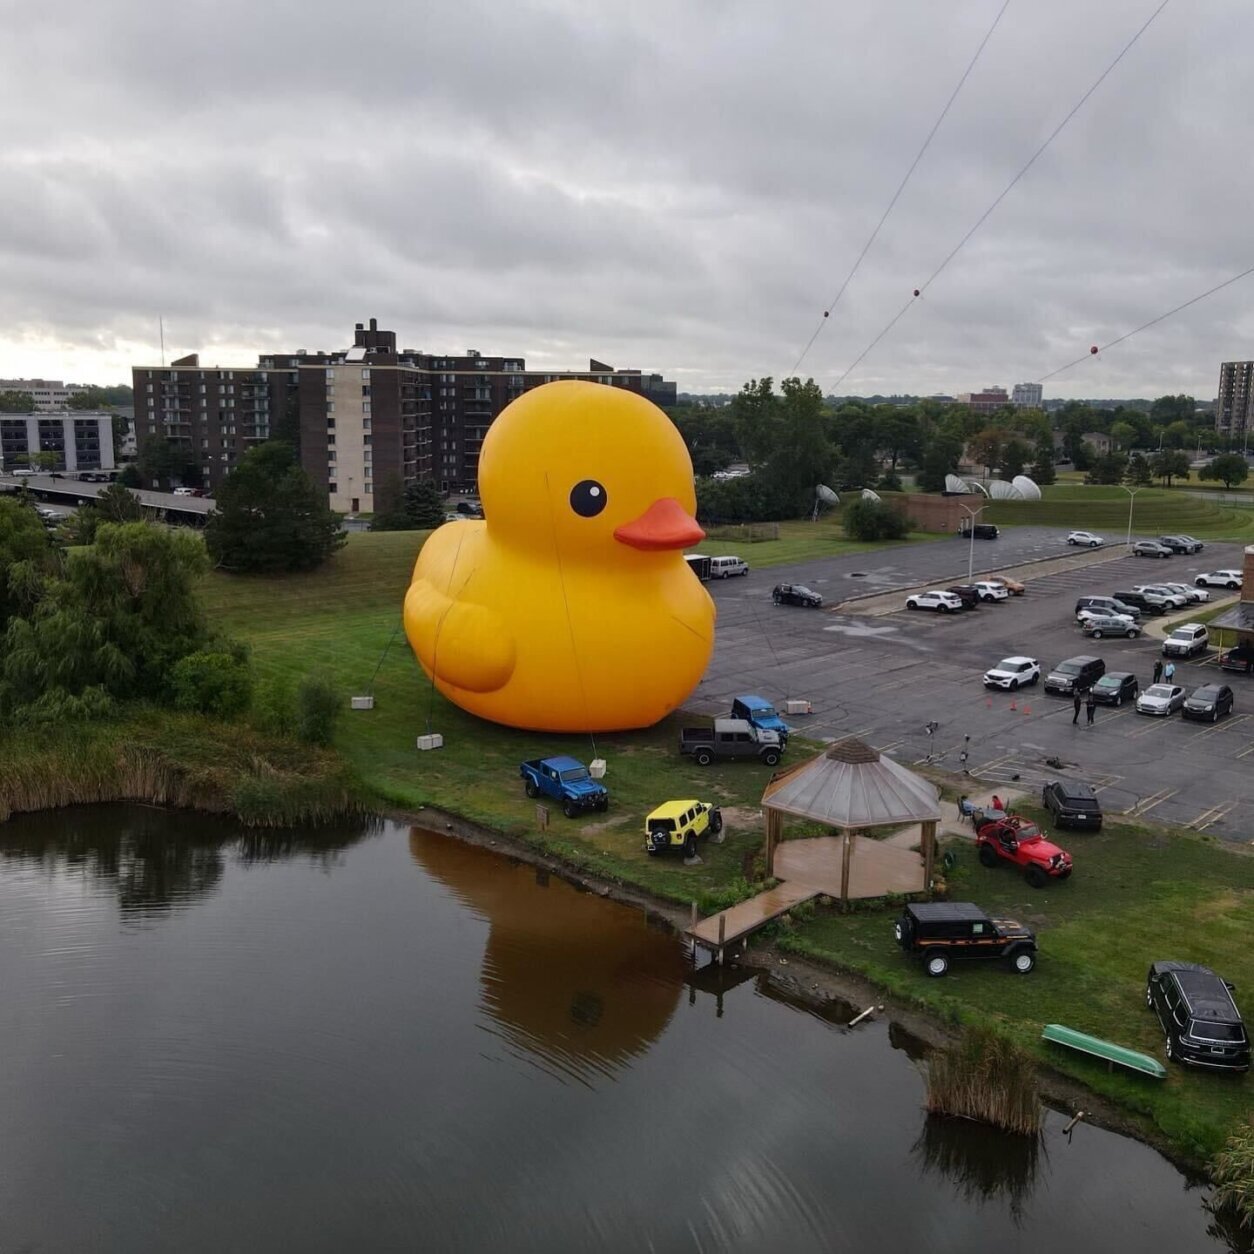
[887,492,984,532]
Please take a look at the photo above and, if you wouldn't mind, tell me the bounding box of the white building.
[0,378,87,411]
[0,412,116,473]
[1012,382,1043,409]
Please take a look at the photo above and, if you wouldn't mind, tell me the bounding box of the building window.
[361,369,370,380]
[362,418,371,432]
[364,481,373,492]
[328,482,337,493]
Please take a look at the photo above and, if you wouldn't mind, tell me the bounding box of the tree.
[1000,439,1032,480]
[117,464,143,488]
[917,432,964,493]
[0,390,35,412]
[967,428,1008,478]
[170,650,253,717]
[403,479,446,529]
[1149,450,1190,487]
[32,451,61,472]
[1028,440,1056,486]
[842,497,908,542]
[68,388,115,410]
[137,435,200,490]
[729,378,780,467]
[66,483,145,544]
[1109,420,1137,451]
[0,522,211,717]
[1150,394,1195,426]
[0,497,55,632]
[204,441,345,573]
[1161,420,1192,450]
[874,407,922,470]
[1124,453,1153,487]
[1199,453,1251,489]
[1085,452,1127,485]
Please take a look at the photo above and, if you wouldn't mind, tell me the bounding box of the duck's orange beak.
[614,497,705,551]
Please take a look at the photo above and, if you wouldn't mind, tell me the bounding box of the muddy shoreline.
[398,801,1201,1175]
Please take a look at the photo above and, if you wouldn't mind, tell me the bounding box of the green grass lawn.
[691,516,941,566]
[985,485,1254,542]
[200,531,788,904]
[780,803,1254,1161]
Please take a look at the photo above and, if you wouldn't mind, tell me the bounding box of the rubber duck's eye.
[569,480,607,518]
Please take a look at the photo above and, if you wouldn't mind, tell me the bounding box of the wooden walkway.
[688,881,820,955]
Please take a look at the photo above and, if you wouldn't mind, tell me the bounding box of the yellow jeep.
[644,799,723,858]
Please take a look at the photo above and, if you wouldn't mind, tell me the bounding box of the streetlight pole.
[1117,484,1141,549]
[958,502,984,581]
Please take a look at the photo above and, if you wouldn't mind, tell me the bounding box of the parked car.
[1175,534,1205,552]
[1162,623,1209,658]
[1135,683,1186,716]
[644,799,722,858]
[1112,589,1170,616]
[976,814,1073,887]
[1075,595,1141,621]
[1067,531,1104,548]
[1132,540,1173,559]
[172,487,197,497]
[959,519,999,539]
[519,756,609,817]
[1044,655,1105,695]
[982,656,1040,690]
[905,589,964,613]
[945,584,982,610]
[772,583,823,608]
[1146,962,1249,1071]
[1042,779,1104,829]
[972,581,1009,603]
[1181,683,1234,723]
[1195,569,1242,590]
[1220,644,1254,674]
[1082,614,1140,640]
[1089,671,1139,707]
[894,902,1036,978]
[730,695,790,746]
[679,719,783,766]
[1132,584,1189,611]
[987,575,1025,596]
[1161,581,1208,604]
[1157,534,1203,554]
[708,555,749,578]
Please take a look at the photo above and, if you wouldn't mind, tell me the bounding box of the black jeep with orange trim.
[894,902,1036,978]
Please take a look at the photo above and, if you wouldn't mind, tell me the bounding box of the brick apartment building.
[133,320,676,513]
[1216,361,1253,442]
[956,387,1010,416]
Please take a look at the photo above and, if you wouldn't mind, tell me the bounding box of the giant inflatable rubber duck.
[403,380,715,732]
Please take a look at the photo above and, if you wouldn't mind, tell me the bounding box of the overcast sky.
[1,0,1251,399]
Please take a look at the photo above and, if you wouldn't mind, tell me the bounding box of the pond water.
[0,805,1243,1252]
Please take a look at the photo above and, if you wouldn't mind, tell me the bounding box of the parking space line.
[1189,713,1250,740]
[1124,717,1172,739]
[1122,788,1178,817]
[1187,800,1238,831]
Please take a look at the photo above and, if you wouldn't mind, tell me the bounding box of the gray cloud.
[0,0,1251,397]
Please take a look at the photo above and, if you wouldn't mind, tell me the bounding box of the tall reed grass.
[925,1025,1041,1136]
[1210,1116,1254,1231]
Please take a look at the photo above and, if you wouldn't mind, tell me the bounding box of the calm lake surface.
[0,804,1243,1253]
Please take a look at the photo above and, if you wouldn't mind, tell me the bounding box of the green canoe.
[1041,1024,1167,1079]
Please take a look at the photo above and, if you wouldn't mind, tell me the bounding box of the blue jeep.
[520,756,609,818]
[730,695,790,746]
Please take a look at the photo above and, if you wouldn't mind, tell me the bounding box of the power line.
[829,0,1172,392]
[790,0,1012,378]
[1037,261,1254,383]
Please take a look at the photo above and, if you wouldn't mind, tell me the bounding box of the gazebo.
[762,737,943,903]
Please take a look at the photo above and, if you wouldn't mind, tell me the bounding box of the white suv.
[972,581,1009,602]
[1067,531,1104,548]
[1133,584,1188,611]
[1196,570,1242,590]
[905,589,963,614]
[982,656,1040,689]
[1162,623,1209,658]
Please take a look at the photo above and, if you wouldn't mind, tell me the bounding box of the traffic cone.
[986,698,993,708]
[1009,696,1017,711]
[1023,705,1031,715]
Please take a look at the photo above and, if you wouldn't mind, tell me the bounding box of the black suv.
[946,584,982,610]
[1044,655,1105,695]
[1112,589,1169,616]
[894,902,1036,977]
[1042,779,1103,829]
[772,583,823,608]
[1158,535,1203,554]
[959,520,999,539]
[1146,962,1249,1071]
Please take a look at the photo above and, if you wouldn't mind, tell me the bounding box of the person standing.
[1164,660,1176,683]
[1086,687,1096,725]
[1153,658,1164,685]
[1072,689,1083,724]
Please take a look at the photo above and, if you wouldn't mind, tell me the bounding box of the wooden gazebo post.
[921,818,937,891]
[765,809,782,877]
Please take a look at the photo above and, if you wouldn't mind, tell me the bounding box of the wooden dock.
[688,881,820,960]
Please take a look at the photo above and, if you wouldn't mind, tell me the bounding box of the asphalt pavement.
[693,530,1252,842]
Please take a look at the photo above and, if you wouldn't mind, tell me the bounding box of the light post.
[958,502,984,580]
[1117,484,1141,549]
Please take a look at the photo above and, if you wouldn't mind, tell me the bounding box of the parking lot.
[691,531,1252,841]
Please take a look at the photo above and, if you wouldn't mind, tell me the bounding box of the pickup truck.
[519,756,609,818]
[730,695,790,746]
[679,718,783,766]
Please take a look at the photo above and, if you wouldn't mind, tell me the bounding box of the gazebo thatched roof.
[761,737,941,829]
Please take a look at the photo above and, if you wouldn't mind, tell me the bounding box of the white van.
[708,555,749,579]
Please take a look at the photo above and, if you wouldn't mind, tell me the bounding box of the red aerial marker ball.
[1090,345,1099,355]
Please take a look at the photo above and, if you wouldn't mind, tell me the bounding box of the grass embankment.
[0,713,367,826]
[199,531,791,905]
[691,515,940,566]
[985,485,1254,542]
[779,803,1254,1161]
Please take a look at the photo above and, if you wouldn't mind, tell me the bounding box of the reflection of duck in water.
[410,829,685,1083]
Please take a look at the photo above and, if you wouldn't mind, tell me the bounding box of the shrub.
[295,675,340,746]
[251,675,296,736]
[1210,1115,1254,1231]
[170,651,253,717]
[842,497,909,542]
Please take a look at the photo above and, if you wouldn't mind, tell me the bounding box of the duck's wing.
[404,577,516,693]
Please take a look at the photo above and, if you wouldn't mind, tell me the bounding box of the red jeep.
[976,814,1072,888]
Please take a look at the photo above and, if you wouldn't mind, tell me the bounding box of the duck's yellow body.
[403,381,715,732]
